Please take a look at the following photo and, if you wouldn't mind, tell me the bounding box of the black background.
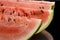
[45,1,60,40]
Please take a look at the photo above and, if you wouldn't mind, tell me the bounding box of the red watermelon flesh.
[0,6,53,34]
[0,1,55,33]
[0,15,42,40]
[0,6,49,23]
[0,1,54,10]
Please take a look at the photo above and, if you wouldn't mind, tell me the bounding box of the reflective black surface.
[29,30,53,40]
[46,1,60,40]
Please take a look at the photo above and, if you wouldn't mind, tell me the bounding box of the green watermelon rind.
[27,19,42,40]
[36,2,55,34]
[21,19,42,40]
[50,2,55,10]
[36,9,54,34]
[34,21,42,34]
[37,10,54,33]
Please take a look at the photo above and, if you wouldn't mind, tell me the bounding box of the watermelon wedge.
[0,1,55,10]
[0,5,55,34]
[0,15,42,40]
[0,1,55,33]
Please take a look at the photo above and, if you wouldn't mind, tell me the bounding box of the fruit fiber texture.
[0,1,54,10]
[0,0,55,34]
[0,14,42,40]
[0,5,55,34]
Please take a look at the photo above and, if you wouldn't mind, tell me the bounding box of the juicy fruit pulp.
[0,1,54,10]
[0,0,55,34]
[0,6,54,34]
[0,6,49,23]
[0,15,42,40]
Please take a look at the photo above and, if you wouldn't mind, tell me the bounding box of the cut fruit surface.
[0,1,55,33]
[0,1,55,10]
[0,15,42,40]
[36,10,54,33]
[0,6,55,33]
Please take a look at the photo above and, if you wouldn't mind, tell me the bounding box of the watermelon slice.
[0,1,55,10]
[0,15,42,40]
[0,1,55,33]
[0,5,55,33]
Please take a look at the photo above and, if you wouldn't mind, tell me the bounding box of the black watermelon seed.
[2,9,5,13]
[18,13,20,16]
[39,7,41,9]
[8,18,11,22]
[26,24,27,25]
[13,11,15,13]
[51,5,54,10]
[25,13,29,16]
[10,12,12,15]
[13,19,15,21]
[0,4,3,6]
[39,7,44,9]
[40,10,44,13]
[42,7,44,9]
[13,19,16,23]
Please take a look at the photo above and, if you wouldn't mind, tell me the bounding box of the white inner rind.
[36,2,55,34]
[19,19,42,40]
[36,10,54,34]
